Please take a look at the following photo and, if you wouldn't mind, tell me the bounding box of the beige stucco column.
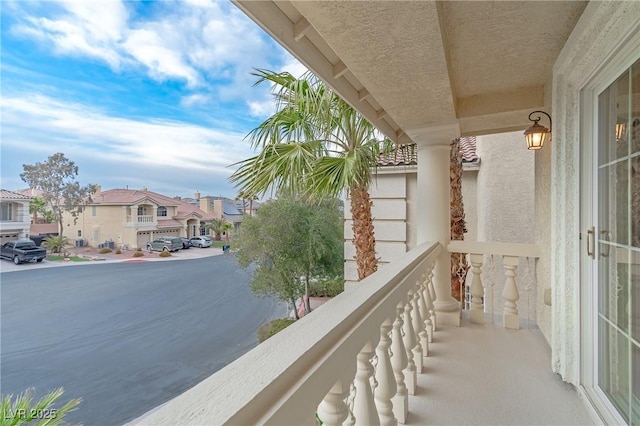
[407,122,461,326]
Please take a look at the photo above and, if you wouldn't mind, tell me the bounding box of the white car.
[190,236,212,248]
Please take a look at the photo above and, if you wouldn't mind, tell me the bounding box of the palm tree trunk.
[350,184,377,280]
[450,139,469,302]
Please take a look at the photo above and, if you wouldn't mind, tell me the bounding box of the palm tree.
[42,235,71,254]
[206,218,233,241]
[230,70,390,280]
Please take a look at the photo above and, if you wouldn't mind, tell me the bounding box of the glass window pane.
[600,247,631,332]
[599,317,630,423]
[600,71,631,164]
[631,58,640,156]
[599,161,630,246]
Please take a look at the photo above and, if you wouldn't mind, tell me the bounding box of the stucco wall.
[475,132,537,322]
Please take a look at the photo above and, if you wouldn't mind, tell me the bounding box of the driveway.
[0,255,285,426]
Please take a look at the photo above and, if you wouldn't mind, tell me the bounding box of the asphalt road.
[0,255,285,426]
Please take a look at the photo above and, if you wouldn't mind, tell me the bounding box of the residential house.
[197,194,245,234]
[140,2,640,425]
[65,187,215,250]
[0,189,31,244]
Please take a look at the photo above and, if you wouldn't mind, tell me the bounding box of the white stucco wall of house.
[475,132,537,323]
[550,0,640,385]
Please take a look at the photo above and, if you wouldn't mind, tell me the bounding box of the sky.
[0,0,307,199]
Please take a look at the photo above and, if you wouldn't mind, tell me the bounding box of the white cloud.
[8,1,298,109]
[1,94,253,172]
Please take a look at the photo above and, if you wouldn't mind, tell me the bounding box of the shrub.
[132,250,144,258]
[0,387,81,426]
[158,251,171,257]
[98,247,112,254]
[309,277,344,298]
[41,235,71,254]
[257,318,296,343]
[114,248,122,254]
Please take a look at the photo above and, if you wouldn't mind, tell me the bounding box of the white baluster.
[411,286,427,365]
[317,379,350,426]
[427,270,437,332]
[502,255,520,329]
[374,318,397,426]
[423,266,435,342]
[486,254,496,323]
[469,253,485,324]
[402,293,417,395]
[353,341,381,426]
[416,276,430,355]
[391,303,408,424]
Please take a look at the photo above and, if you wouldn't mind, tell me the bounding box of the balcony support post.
[390,303,408,423]
[469,253,485,324]
[409,122,461,326]
[503,255,520,329]
[374,317,397,426]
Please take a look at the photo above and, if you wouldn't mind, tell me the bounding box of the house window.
[91,206,96,217]
[77,230,82,237]
[92,229,100,242]
[0,203,12,221]
[200,222,206,236]
[157,206,167,217]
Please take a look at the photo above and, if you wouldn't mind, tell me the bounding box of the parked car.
[1,240,47,264]
[180,237,191,249]
[155,236,184,250]
[146,238,180,252]
[190,236,212,248]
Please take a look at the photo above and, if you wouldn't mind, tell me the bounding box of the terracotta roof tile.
[377,137,478,167]
[1,189,32,200]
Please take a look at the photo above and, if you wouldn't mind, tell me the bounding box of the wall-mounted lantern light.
[524,110,552,150]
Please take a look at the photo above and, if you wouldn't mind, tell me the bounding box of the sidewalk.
[0,246,223,273]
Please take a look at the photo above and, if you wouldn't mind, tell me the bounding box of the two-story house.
[0,189,31,244]
[66,187,215,250]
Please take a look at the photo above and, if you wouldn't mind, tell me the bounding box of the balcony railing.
[138,240,562,426]
[137,215,154,223]
[448,241,541,330]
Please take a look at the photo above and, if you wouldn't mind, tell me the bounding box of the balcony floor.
[407,317,598,426]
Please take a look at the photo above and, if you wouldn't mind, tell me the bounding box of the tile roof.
[157,219,185,229]
[1,189,32,200]
[92,188,215,221]
[377,136,478,167]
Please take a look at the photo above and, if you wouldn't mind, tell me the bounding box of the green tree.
[206,218,233,241]
[20,153,95,238]
[234,197,343,318]
[28,196,47,224]
[230,70,391,281]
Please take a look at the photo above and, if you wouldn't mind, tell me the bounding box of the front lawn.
[210,241,225,248]
[46,255,91,262]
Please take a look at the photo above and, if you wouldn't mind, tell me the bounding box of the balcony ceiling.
[233,0,587,142]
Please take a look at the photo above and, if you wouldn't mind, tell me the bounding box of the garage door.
[137,230,180,248]
[1,234,19,245]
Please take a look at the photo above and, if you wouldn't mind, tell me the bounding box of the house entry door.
[588,58,640,425]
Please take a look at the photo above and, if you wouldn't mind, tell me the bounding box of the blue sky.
[0,0,306,198]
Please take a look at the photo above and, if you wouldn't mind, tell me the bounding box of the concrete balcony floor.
[407,317,598,426]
